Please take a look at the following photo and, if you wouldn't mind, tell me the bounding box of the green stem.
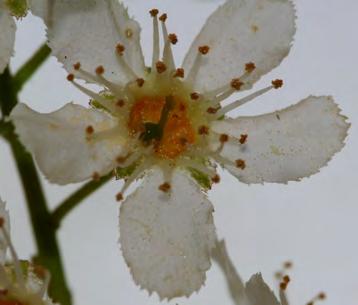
[52,172,113,228]
[1,122,72,305]
[13,44,51,93]
[0,64,72,304]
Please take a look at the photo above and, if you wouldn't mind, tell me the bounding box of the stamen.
[272,79,283,89]
[212,174,220,184]
[160,16,175,70]
[156,61,167,74]
[150,9,160,71]
[173,68,184,78]
[116,43,125,56]
[190,92,200,100]
[219,134,229,143]
[114,45,138,81]
[306,292,327,305]
[198,125,209,135]
[245,62,256,73]
[73,65,123,96]
[239,134,248,144]
[186,45,210,85]
[68,78,116,111]
[215,82,279,117]
[86,125,94,135]
[0,218,25,289]
[136,78,145,87]
[207,106,220,114]
[168,33,178,45]
[116,192,124,202]
[116,99,125,108]
[235,159,246,170]
[198,45,210,55]
[159,182,171,192]
[159,13,167,22]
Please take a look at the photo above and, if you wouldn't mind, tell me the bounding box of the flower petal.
[29,0,145,84]
[119,169,216,299]
[245,274,281,305]
[0,8,16,73]
[182,0,296,93]
[212,240,246,304]
[11,103,123,184]
[211,96,349,184]
[0,198,10,263]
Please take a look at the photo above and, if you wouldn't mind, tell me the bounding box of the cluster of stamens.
[63,8,284,200]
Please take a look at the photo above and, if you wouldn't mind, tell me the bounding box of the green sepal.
[115,162,138,180]
[89,100,111,114]
[188,167,212,190]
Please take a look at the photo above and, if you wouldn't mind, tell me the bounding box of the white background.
[1,0,358,304]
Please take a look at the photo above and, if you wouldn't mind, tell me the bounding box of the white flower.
[212,240,326,305]
[11,0,349,299]
[0,197,58,305]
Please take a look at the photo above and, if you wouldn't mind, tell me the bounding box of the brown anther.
[239,134,248,144]
[116,156,126,164]
[220,134,229,143]
[159,13,167,22]
[92,172,100,181]
[95,65,105,75]
[231,78,244,90]
[190,92,200,100]
[168,33,178,45]
[67,74,74,81]
[307,302,314,305]
[149,8,159,17]
[198,45,210,55]
[159,182,171,192]
[280,282,288,290]
[284,261,293,269]
[86,125,94,135]
[0,217,4,228]
[207,107,219,114]
[116,99,125,107]
[116,43,125,55]
[272,79,283,89]
[245,62,256,73]
[212,175,220,184]
[156,61,167,73]
[116,192,124,201]
[136,78,145,87]
[198,125,209,135]
[283,275,290,283]
[318,293,326,300]
[174,68,184,78]
[235,159,246,170]
[73,62,81,70]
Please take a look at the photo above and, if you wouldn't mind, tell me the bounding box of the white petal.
[211,96,349,184]
[119,169,216,299]
[30,0,145,84]
[182,0,296,93]
[0,198,10,263]
[212,240,246,305]
[11,103,123,185]
[0,8,16,73]
[245,274,281,305]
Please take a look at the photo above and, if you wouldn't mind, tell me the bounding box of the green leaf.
[188,167,212,190]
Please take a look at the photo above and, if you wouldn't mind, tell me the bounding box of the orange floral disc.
[128,96,196,159]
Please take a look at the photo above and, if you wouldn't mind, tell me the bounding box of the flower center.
[128,95,196,159]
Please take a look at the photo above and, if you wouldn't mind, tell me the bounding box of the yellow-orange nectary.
[128,96,196,159]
